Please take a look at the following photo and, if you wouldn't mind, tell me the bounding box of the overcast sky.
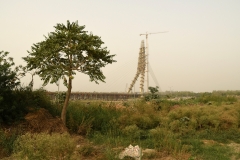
[1,0,240,93]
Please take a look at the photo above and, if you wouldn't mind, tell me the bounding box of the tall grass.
[2,91,238,159]
[13,132,76,160]
[196,93,237,105]
[66,101,122,136]
[0,129,19,156]
[167,104,240,133]
[58,95,240,158]
[182,137,233,160]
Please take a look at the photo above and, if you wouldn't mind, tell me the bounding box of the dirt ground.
[24,108,68,133]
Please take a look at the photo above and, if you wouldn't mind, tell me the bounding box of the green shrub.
[0,51,22,124]
[132,113,159,130]
[196,129,240,144]
[54,91,66,104]
[78,144,95,157]
[0,87,57,125]
[102,148,118,160]
[144,86,160,101]
[66,101,122,135]
[149,127,184,153]
[0,88,28,124]
[122,124,141,140]
[13,132,76,160]
[197,93,237,105]
[0,128,19,156]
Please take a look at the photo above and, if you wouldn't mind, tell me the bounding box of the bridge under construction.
[48,31,167,101]
[127,31,167,94]
[48,92,142,101]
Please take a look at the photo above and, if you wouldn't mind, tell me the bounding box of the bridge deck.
[47,92,143,101]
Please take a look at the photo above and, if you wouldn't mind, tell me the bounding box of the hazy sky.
[1,0,240,93]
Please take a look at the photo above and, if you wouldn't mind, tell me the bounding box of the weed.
[0,128,19,156]
[200,144,232,160]
[66,101,122,135]
[100,147,118,160]
[18,91,239,159]
[78,144,95,157]
[13,132,76,160]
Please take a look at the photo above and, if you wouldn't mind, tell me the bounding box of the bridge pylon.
[127,40,146,94]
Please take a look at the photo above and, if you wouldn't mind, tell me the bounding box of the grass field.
[1,91,240,159]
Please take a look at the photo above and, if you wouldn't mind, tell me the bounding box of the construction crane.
[140,31,168,92]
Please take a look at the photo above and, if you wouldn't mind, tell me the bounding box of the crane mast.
[127,31,168,94]
[140,31,168,92]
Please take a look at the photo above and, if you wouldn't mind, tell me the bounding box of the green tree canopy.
[0,51,20,91]
[0,51,23,123]
[23,20,116,125]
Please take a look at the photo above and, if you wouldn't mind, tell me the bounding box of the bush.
[13,132,76,160]
[149,127,184,153]
[0,51,20,91]
[0,51,22,124]
[66,101,121,135]
[0,51,58,124]
[144,86,160,101]
[0,88,28,124]
[121,124,141,140]
[0,87,56,124]
[197,93,237,105]
[0,128,19,156]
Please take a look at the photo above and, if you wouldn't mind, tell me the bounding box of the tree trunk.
[61,77,72,126]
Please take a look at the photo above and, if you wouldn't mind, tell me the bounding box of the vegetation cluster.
[2,87,240,159]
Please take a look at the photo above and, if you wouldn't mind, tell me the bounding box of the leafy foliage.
[0,129,19,156]
[0,51,23,123]
[0,86,55,124]
[144,86,160,101]
[0,51,20,91]
[23,20,116,86]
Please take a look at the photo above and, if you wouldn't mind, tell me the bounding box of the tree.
[0,51,20,91]
[145,86,160,101]
[0,51,22,123]
[148,86,159,95]
[23,21,116,125]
